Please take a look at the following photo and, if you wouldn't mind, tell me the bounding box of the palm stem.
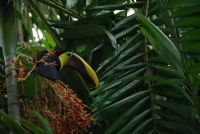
[145,0,157,132]
[0,0,20,128]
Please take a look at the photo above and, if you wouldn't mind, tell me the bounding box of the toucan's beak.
[67,53,99,88]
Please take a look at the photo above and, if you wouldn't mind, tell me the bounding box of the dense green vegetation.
[0,0,200,133]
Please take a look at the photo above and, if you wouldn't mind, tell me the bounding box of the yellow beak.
[59,52,99,88]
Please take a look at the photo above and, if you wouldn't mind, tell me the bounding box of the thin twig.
[37,0,85,19]
[17,65,36,82]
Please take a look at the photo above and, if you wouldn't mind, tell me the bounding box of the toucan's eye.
[67,53,72,57]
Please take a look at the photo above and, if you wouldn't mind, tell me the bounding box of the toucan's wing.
[36,50,48,61]
[35,62,59,80]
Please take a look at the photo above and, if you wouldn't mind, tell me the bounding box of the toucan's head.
[58,51,99,88]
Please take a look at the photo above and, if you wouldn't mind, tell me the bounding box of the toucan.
[35,50,99,88]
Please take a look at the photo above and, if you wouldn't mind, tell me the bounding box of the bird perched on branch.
[35,50,99,88]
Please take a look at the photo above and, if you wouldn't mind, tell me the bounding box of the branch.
[22,0,64,50]
[37,0,85,19]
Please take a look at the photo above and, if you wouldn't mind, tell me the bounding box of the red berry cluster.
[47,80,95,134]
[22,80,95,134]
[15,44,95,133]
[16,61,27,78]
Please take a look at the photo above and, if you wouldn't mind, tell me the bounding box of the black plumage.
[35,50,60,80]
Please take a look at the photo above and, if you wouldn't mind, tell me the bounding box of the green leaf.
[146,129,155,134]
[136,75,192,102]
[93,80,142,112]
[116,109,151,134]
[111,14,136,31]
[0,111,28,134]
[150,65,181,78]
[172,4,200,17]
[32,111,53,134]
[88,2,144,10]
[96,34,140,73]
[115,63,145,71]
[42,30,56,49]
[156,110,190,124]
[61,23,117,49]
[61,23,104,38]
[19,75,43,98]
[93,90,149,119]
[180,28,200,42]
[76,0,86,13]
[154,87,187,100]
[156,100,195,118]
[182,42,200,53]
[167,0,200,8]
[115,25,138,39]
[21,118,45,134]
[136,11,183,70]
[104,29,118,49]
[100,53,144,79]
[90,80,122,96]
[131,118,153,134]
[156,120,196,134]
[99,43,143,77]
[175,16,200,28]
[105,96,150,134]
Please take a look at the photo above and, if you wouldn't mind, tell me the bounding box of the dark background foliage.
[0,0,200,133]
